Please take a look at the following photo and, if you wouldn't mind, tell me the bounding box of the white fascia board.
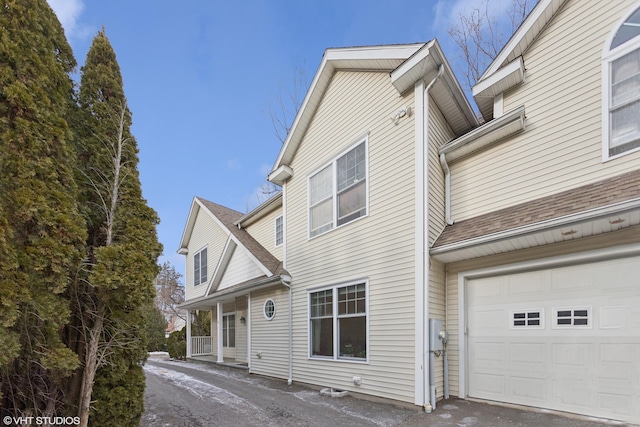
[391,41,434,94]
[473,57,524,98]
[177,197,203,254]
[431,198,640,258]
[271,44,424,173]
[439,105,525,162]
[267,165,293,186]
[480,0,566,80]
[235,191,282,227]
[206,238,237,295]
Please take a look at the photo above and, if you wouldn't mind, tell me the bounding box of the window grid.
[510,309,544,329]
[554,307,591,328]
[193,247,207,286]
[604,5,640,159]
[308,139,367,238]
[309,282,367,361]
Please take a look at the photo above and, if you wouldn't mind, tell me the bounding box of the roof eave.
[270,43,426,177]
[477,0,567,81]
[430,199,640,263]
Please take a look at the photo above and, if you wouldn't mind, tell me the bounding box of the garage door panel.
[467,255,640,424]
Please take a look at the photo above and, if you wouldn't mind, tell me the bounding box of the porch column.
[210,306,215,355]
[186,310,192,358]
[217,302,223,363]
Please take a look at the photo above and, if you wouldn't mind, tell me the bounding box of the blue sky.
[47,0,518,278]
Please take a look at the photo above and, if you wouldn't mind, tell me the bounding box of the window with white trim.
[510,309,544,329]
[222,314,235,347]
[603,5,640,159]
[264,299,276,320]
[275,215,283,247]
[193,247,208,286]
[309,282,367,361]
[553,307,591,329]
[308,139,367,238]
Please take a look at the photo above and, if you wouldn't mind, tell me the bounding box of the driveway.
[141,353,618,427]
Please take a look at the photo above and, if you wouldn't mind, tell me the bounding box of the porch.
[189,353,249,370]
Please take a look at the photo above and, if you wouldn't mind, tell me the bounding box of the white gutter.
[420,64,444,412]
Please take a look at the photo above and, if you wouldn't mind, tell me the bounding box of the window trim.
[509,308,545,330]
[601,2,640,161]
[552,306,592,329]
[307,135,369,240]
[307,279,369,364]
[193,246,208,286]
[264,298,276,321]
[274,215,283,247]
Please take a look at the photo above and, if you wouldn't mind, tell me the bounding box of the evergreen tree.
[0,0,85,416]
[68,30,162,427]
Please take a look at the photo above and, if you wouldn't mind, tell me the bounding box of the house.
[178,39,477,411]
[432,0,640,423]
[177,0,640,424]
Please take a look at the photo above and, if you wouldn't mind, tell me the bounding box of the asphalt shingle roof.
[433,169,640,248]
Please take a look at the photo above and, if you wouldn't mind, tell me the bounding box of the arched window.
[603,4,640,159]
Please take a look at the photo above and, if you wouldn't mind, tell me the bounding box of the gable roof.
[473,0,567,119]
[178,197,283,277]
[268,41,478,185]
[431,169,640,263]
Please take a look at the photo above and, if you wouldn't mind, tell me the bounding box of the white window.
[509,309,544,329]
[193,247,207,286]
[264,299,276,320]
[222,314,235,347]
[309,281,367,361]
[308,138,368,238]
[275,215,283,247]
[603,4,640,159]
[553,307,591,329]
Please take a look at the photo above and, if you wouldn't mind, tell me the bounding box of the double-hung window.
[193,247,207,286]
[308,138,368,238]
[603,5,640,159]
[309,281,367,361]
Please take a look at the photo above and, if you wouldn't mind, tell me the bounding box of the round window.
[264,299,276,320]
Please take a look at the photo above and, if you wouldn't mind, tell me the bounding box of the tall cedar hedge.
[0,2,162,424]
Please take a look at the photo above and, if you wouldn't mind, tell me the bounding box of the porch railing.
[191,336,212,356]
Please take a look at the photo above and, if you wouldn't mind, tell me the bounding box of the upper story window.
[603,4,640,159]
[193,247,207,286]
[308,138,368,238]
[275,215,283,246]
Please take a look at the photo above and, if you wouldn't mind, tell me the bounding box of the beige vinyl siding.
[429,258,446,400]
[428,97,456,245]
[222,301,235,359]
[250,286,290,379]
[185,209,229,301]
[245,206,283,261]
[444,225,640,398]
[218,247,264,290]
[285,70,417,403]
[235,296,248,363]
[451,0,640,222]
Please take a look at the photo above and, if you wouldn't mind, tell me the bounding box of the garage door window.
[510,309,544,329]
[554,307,591,328]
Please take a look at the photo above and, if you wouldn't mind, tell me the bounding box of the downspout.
[423,64,444,413]
[439,153,454,225]
[280,275,293,385]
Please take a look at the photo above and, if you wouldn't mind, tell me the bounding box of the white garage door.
[467,255,640,424]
